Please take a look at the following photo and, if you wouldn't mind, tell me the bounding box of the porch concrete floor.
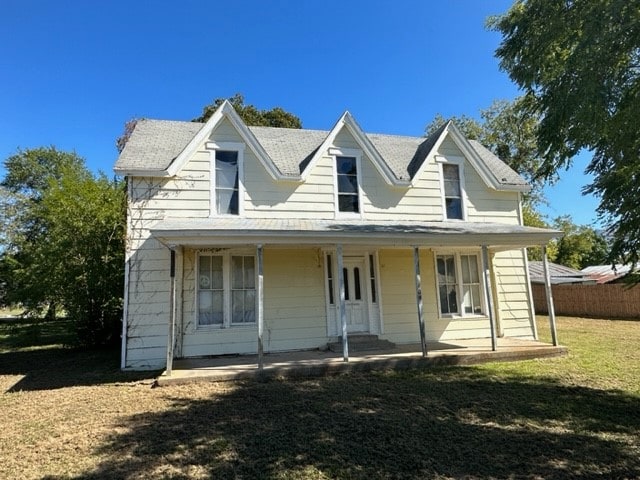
[156,337,567,386]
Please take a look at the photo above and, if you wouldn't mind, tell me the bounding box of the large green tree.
[117,93,302,153]
[551,215,610,270]
[425,97,548,202]
[0,147,125,346]
[489,0,640,267]
[192,93,302,127]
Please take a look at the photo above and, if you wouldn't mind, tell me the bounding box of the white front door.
[342,257,368,333]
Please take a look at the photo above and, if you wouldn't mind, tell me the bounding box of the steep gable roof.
[114,102,530,192]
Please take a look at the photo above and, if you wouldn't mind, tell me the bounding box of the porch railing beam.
[336,244,349,362]
[481,245,498,351]
[542,246,559,346]
[413,247,428,357]
[257,244,264,370]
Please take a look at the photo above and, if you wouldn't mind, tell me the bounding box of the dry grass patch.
[1,316,639,479]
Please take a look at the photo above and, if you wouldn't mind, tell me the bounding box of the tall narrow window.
[460,255,482,314]
[215,150,239,215]
[327,255,334,305]
[437,255,458,314]
[442,164,462,220]
[231,256,256,323]
[336,156,359,213]
[369,255,377,303]
[436,253,483,317]
[343,267,350,300]
[198,255,224,325]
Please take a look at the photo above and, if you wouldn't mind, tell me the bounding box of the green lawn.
[0,316,638,479]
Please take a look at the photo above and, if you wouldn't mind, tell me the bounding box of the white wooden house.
[114,101,558,371]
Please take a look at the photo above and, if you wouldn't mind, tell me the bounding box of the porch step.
[327,335,396,353]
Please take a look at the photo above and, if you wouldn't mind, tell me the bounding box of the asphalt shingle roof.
[114,117,528,190]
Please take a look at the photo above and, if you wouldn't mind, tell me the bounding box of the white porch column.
[257,244,264,371]
[413,247,428,357]
[336,244,349,362]
[542,246,559,346]
[166,247,177,376]
[481,245,498,351]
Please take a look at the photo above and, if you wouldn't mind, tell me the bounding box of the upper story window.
[442,163,463,220]
[215,150,239,215]
[336,156,360,213]
[208,142,245,217]
[435,252,483,317]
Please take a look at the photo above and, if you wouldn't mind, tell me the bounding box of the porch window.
[436,253,483,317]
[197,253,256,327]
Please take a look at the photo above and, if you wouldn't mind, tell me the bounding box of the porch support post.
[166,247,176,376]
[481,245,498,352]
[542,246,559,346]
[336,244,349,362]
[257,244,264,371]
[413,247,428,357]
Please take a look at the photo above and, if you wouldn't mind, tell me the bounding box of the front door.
[342,257,368,333]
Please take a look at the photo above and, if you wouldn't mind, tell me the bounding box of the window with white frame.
[198,253,256,327]
[214,150,239,215]
[442,163,463,220]
[335,155,360,214]
[436,253,483,316]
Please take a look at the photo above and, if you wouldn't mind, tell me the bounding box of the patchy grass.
[0,316,639,479]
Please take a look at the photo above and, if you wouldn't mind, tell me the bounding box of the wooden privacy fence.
[531,283,640,319]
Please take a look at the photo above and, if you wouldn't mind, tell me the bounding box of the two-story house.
[114,101,557,371]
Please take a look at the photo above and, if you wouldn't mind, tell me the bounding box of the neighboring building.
[114,101,557,371]
[528,261,595,285]
[581,264,637,284]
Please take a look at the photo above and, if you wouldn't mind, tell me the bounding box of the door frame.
[323,248,382,337]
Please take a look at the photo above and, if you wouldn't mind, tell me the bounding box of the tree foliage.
[0,147,125,346]
[489,0,640,267]
[117,94,303,153]
[192,93,302,127]
[551,215,610,270]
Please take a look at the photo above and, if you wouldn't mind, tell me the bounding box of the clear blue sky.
[0,0,599,225]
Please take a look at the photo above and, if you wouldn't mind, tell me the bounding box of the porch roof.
[150,218,559,249]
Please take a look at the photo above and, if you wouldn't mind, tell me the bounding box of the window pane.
[216,155,239,189]
[463,285,473,314]
[443,164,459,181]
[232,290,244,323]
[471,285,482,314]
[437,257,446,282]
[446,286,458,314]
[439,285,451,314]
[216,189,238,215]
[232,256,243,289]
[446,256,456,283]
[354,267,361,300]
[327,255,334,305]
[244,290,256,322]
[243,256,255,289]
[337,175,358,193]
[336,156,357,175]
[211,256,223,289]
[446,198,462,220]
[461,255,471,284]
[338,194,359,213]
[369,255,376,303]
[469,256,480,283]
[328,279,334,304]
[343,267,349,300]
[199,256,211,289]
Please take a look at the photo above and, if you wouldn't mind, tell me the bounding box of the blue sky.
[0,0,599,225]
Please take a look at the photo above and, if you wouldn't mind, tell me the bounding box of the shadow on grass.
[0,319,158,391]
[72,369,640,479]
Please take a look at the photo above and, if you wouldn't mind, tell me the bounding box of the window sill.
[196,323,256,331]
[438,314,488,321]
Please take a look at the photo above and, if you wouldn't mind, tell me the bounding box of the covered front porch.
[149,217,562,379]
[156,336,567,385]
